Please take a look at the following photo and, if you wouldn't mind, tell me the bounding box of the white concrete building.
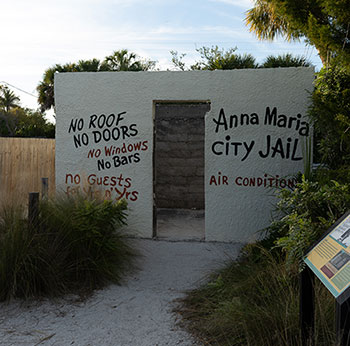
[55,68,314,242]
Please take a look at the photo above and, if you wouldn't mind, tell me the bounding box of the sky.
[0,0,322,122]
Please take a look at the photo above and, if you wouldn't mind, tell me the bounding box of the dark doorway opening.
[153,102,210,240]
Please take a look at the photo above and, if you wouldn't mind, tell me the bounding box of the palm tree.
[76,59,105,72]
[0,86,20,113]
[245,0,350,66]
[245,0,297,42]
[261,54,311,68]
[102,49,156,71]
[37,61,102,112]
[37,66,59,112]
[37,50,156,111]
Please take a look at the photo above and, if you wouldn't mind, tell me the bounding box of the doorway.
[153,101,210,240]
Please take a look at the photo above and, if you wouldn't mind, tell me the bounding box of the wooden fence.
[0,138,55,208]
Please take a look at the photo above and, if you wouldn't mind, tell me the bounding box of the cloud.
[0,0,321,112]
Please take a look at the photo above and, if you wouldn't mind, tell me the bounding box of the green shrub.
[309,62,350,168]
[0,196,135,301]
[314,166,350,185]
[269,177,350,266]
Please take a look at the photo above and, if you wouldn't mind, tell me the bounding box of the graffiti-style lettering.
[211,137,255,161]
[114,187,139,202]
[264,107,309,136]
[73,133,89,148]
[213,108,260,133]
[258,135,302,161]
[112,154,140,168]
[209,172,228,186]
[65,174,81,184]
[103,141,148,156]
[97,159,111,171]
[87,149,101,158]
[92,124,138,144]
[68,118,84,133]
[233,174,297,189]
[89,112,126,129]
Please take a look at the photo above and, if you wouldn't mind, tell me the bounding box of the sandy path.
[0,239,241,346]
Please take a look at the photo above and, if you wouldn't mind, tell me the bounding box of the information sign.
[304,212,350,303]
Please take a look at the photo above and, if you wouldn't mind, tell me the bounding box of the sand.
[0,239,241,346]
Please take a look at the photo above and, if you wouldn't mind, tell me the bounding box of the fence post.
[28,192,39,229]
[41,177,48,199]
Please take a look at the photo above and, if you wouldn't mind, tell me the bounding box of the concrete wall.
[55,68,314,242]
[155,103,209,209]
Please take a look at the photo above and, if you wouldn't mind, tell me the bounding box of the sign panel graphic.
[304,212,350,300]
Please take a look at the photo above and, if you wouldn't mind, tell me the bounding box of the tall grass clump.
[179,246,336,346]
[0,195,135,301]
[0,204,50,300]
[178,176,350,345]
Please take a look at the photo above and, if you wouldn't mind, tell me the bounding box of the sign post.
[300,266,315,345]
[336,298,350,346]
[303,211,350,346]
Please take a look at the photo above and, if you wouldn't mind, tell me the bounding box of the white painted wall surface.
[55,68,314,241]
